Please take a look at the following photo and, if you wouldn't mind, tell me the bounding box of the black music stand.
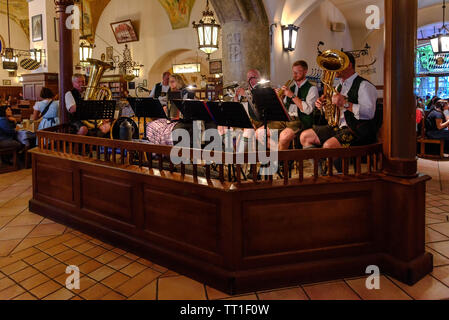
[174,99,213,122]
[76,100,117,132]
[207,101,254,129]
[127,98,168,138]
[251,87,291,146]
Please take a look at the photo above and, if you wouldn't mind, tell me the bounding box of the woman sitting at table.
[0,106,22,164]
[32,87,60,131]
[146,74,198,146]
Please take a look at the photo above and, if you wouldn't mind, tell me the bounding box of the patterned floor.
[1,160,449,300]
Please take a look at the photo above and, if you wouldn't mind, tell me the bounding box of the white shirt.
[65,91,84,113]
[284,80,319,117]
[337,73,378,128]
[149,83,170,98]
[444,109,449,120]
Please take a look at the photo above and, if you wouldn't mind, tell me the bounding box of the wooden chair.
[417,113,447,160]
[0,146,19,173]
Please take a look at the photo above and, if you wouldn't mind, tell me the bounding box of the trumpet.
[277,79,294,99]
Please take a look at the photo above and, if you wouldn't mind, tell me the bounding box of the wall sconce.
[132,67,141,78]
[282,24,299,52]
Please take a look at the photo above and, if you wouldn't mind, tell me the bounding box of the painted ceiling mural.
[158,0,196,30]
[0,0,29,38]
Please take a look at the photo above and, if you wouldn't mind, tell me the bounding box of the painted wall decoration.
[110,20,138,44]
[0,35,4,54]
[31,14,43,42]
[158,0,196,30]
[0,0,30,38]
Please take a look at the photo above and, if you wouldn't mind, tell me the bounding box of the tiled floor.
[1,160,449,300]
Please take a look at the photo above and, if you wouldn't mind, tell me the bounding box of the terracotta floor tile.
[11,236,56,254]
[222,294,258,300]
[30,280,62,299]
[0,206,27,217]
[9,266,39,283]
[206,286,231,300]
[0,216,13,228]
[23,252,50,265]
[35,234,76,250]
[42,244,69,256]
[79,259,103,275]
[63,237,87,248]
[9,247,39,260]
[158,276,207,300]
[426,227,449,243]
[21,273,51,290]
[33,257,61,272]
[79,283,112,300]
[7,215,43,227]
[123,252,139,260]
[120,262,147,277]
[40,218,56,225]
[430,223,449,238]
[13,292,37,300]
[84,246,108,258]
[346,276,411,300]
[428,241,449,257]
[54,249,79,262]
[107,256,133,270]
[0,284,26,300]
[150,263,168,273]
[0,225,34,241]
[27,223,66,238]
[427,247,449,266]
[89,265,116,282]
[74,276,97,294]
[431,266,449,287]
[65,254,91,267]
[303,281,360,300]
[0,277,15,291]
[102,272,131,289]
[136,258,153,268]
[42,263,67,279]
[43,287,75,300]
[96,251,120,264]
[116,268,161,297]
[101,291,127,300]
[390,275,449,300]
[160,270,179,278]
[72,242,96,254]
[1,260,29,275]
[257,287,309,300]
[71,296,84,300]
[128,280,157,300]
[0,239,21,256]
[111,247,127,255]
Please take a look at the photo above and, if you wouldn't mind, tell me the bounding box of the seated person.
[300,52,378,149]
[146,74,214,146]
[426,100,449,152]
[0,106,22,164]
[33,87,60,131]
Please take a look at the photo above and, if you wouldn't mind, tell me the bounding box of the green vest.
[286,81,314,130]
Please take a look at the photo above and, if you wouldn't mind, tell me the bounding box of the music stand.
[174,99,214,122]
[76,100,117,131]
[127,97,168,138]
[207,101,254,129]
[251,87,291,146]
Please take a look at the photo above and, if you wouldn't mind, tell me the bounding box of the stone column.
[210,0,270,84]
[383,0,418,177]
[55,0,74,124]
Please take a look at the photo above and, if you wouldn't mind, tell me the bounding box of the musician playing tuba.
[300,52,378,149]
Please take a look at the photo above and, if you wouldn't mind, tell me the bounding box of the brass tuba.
[82,59,115,129]
[316,50,349,127]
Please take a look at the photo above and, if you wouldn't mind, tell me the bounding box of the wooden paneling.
[143,188,219,254]
[80,173,134,224]
[35,163,74,204]
[242,192,372,258]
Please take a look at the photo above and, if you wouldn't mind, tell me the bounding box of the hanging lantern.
[281,24,299,52]
[79,36,95,66]
[2,48,18,71]
[430,0,449,55]
[192,0,221,59]
[132,67,140,78]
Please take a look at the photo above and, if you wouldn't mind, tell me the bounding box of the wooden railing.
[35,125,383,185]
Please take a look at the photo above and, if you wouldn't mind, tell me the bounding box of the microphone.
[138,86,150,93]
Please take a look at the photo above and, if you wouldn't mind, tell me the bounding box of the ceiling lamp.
[192,0,221,60]
[79,0,95,66]
[118,44,144,81]
[430,0,449,54]
[1,0,19,71]
[282,24,299,52]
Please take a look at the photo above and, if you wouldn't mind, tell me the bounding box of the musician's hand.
[332,93,346,108]
[282,86,294,99]
[315,97,324,111]
[236,88,246,97]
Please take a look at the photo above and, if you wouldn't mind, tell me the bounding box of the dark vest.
[154,83,163,99]
[69,89,82,122]
[341,76,381,145]
[286,81,314,130]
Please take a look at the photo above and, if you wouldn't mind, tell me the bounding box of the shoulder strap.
[39,100,54,120]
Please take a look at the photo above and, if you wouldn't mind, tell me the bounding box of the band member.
[300,52,378,149]
[150,71,171,99]
[65,74,88,136]
[65,74,111,137]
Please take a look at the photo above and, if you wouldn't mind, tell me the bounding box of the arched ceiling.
[0,0,29,38]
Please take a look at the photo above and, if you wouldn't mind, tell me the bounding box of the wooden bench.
[417,113,447,160]
[0,146,19,173]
